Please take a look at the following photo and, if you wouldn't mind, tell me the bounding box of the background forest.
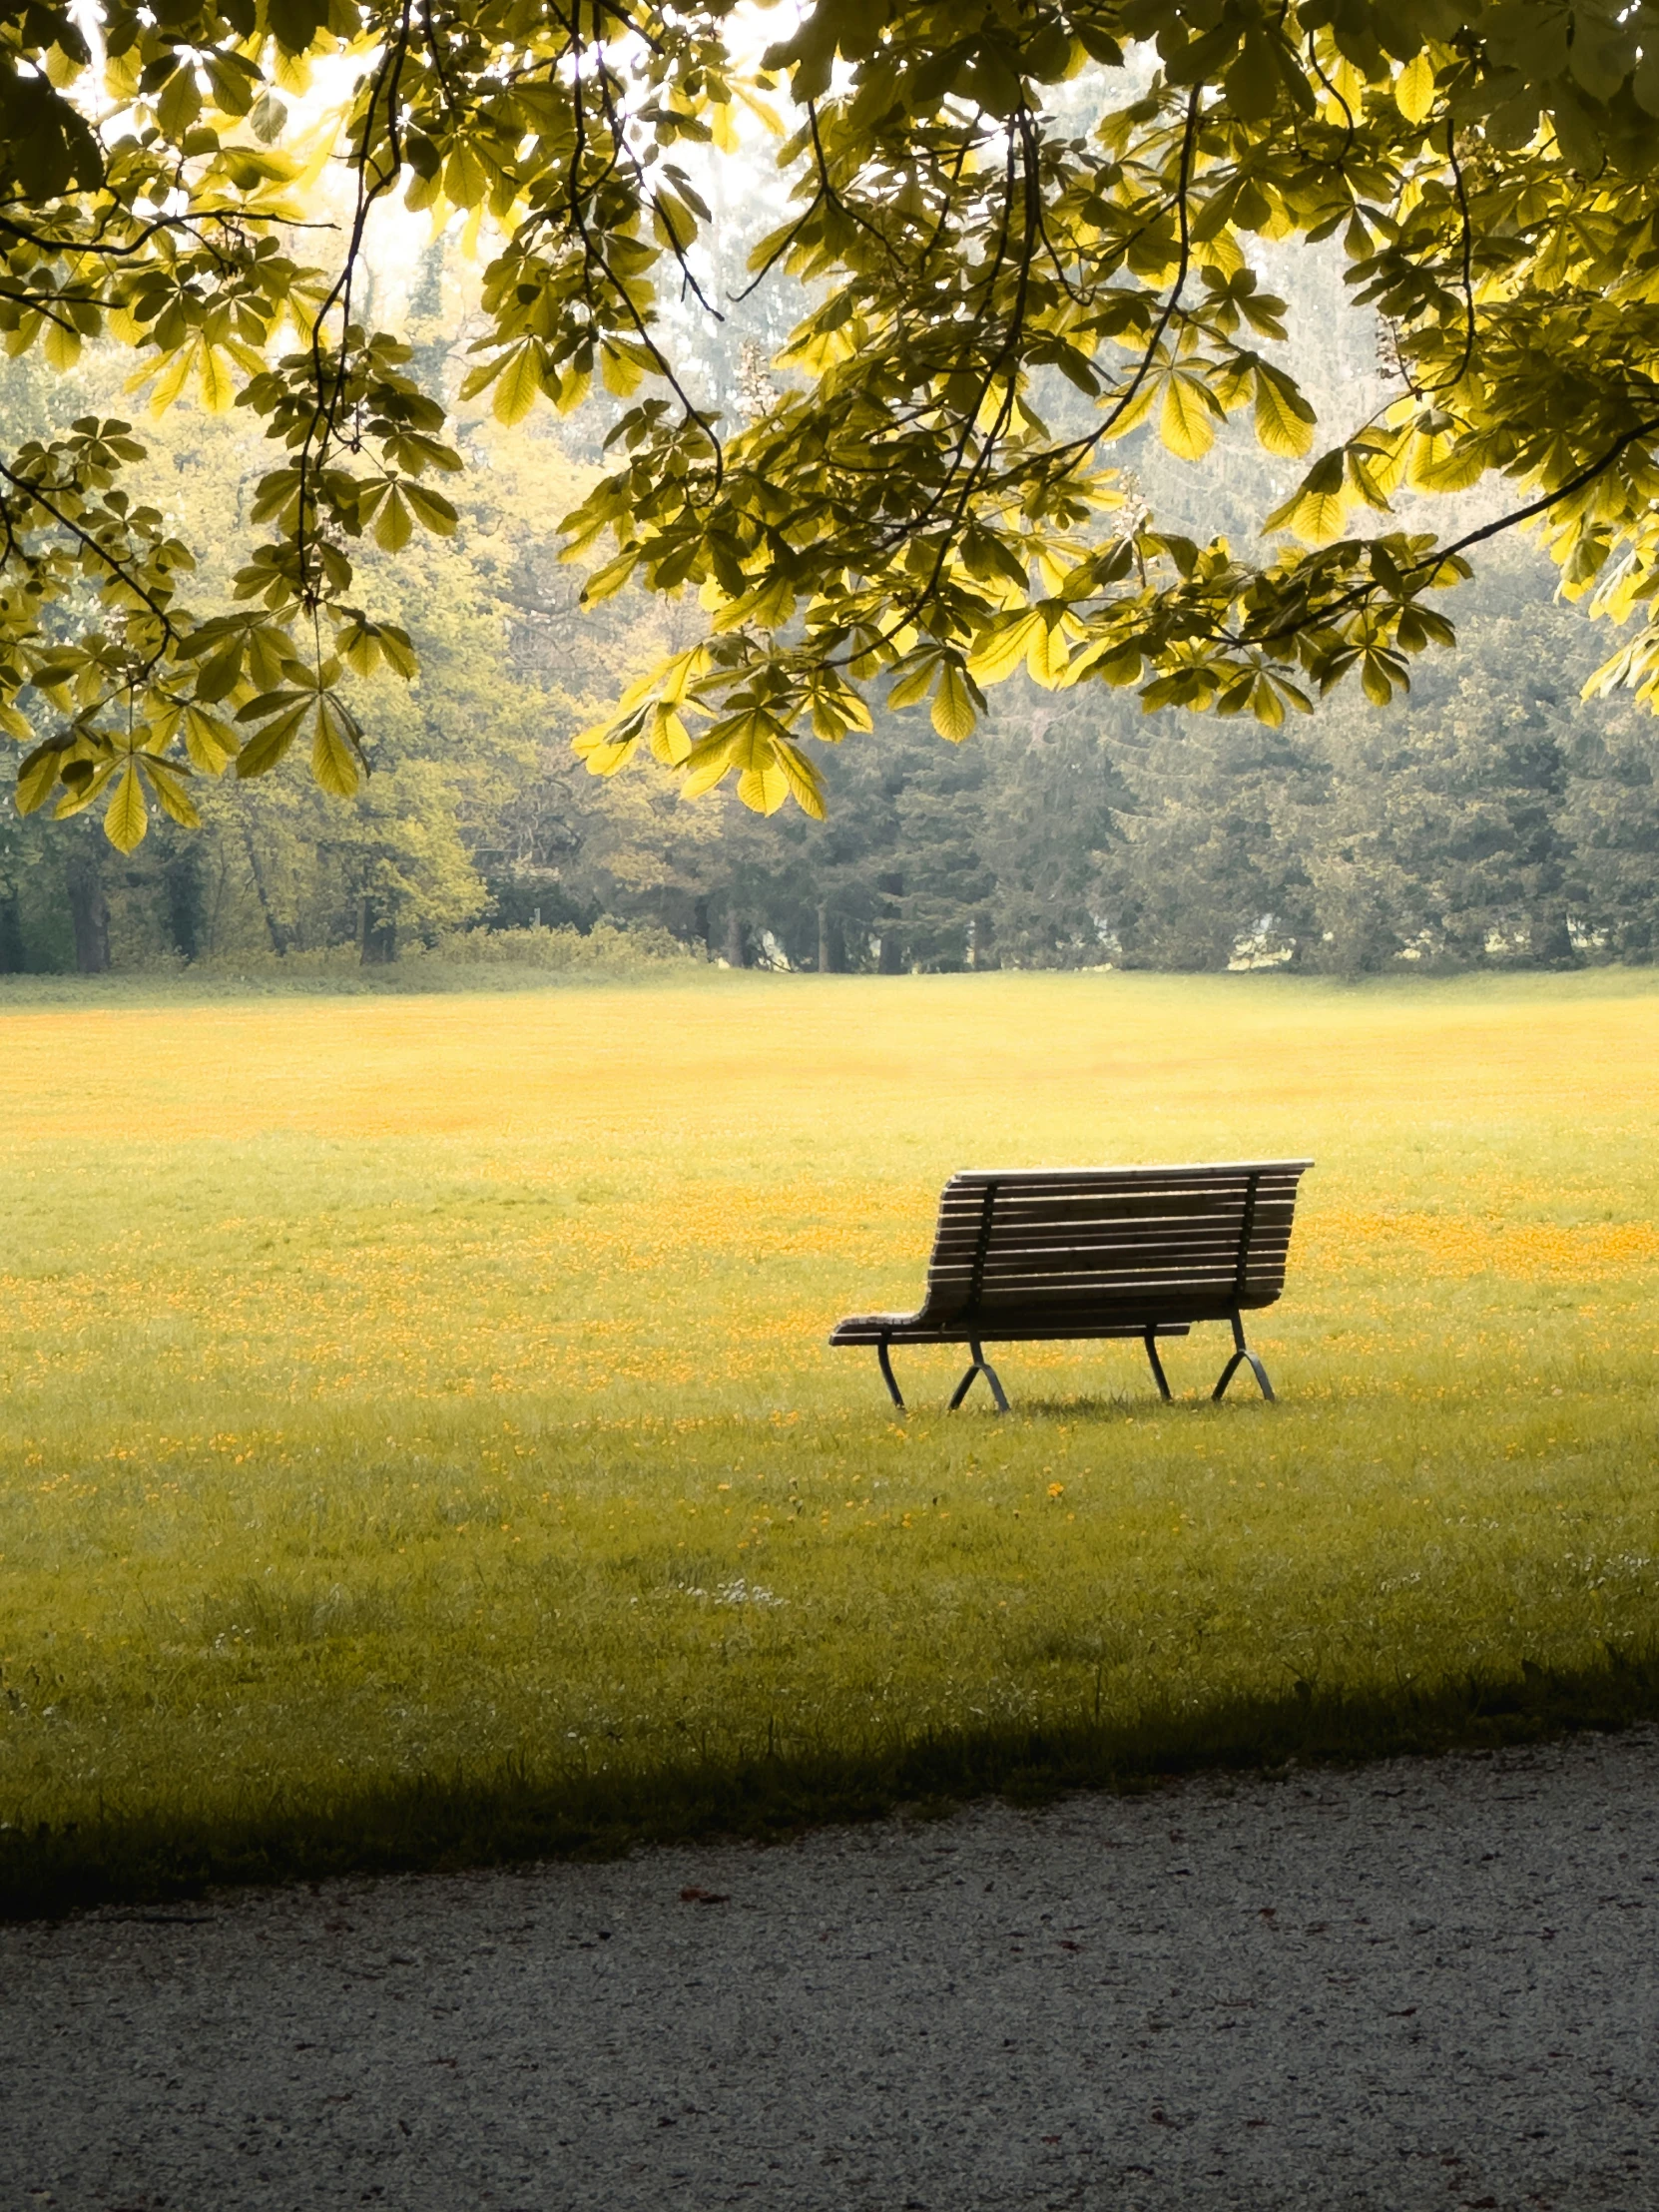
[4,218,1657,981]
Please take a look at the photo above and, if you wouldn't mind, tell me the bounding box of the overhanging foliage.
[4,0,1659,844]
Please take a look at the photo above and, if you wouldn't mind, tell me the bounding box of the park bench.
[830,1159,1312,1411]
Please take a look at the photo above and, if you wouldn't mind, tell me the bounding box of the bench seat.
[831,1314,1195,1345]
[830,1159,1311,1410]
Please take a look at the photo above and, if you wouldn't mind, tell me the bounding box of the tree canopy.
[5,0,1659,847]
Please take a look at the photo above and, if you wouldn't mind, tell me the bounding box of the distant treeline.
[4,539,1656,979]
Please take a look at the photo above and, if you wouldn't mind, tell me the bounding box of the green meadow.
[3,967,1658,1913]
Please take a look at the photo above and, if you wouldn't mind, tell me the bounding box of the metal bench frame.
[832,1159,1312,1412]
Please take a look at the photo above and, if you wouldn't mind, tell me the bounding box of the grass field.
[3,967,1658,1913]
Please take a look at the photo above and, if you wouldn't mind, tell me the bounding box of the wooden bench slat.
[940,1185,1281,1210]
[955,1252,1282,1281]
[940,1267,1294,1289]
[928,1231,1297,1262]
[936,1195,1293,1221]
[937,1213,1246,1241]
[940,1197,1298,1230]
[929,1242,1280,1271]
[929,1222,1299,1251]
[966,1175,1306,1195]
[970,1283,1245,1305]
[958,1223,1294,1259]
[831,1318,1212,1336]
[946,1162,1309,1185]
[936,1244,1293,1279]
[937,1230,1283,1265]
[830,1320,1201,1344]
[938,1191,1291,1205]
[830,1302,1271,1342]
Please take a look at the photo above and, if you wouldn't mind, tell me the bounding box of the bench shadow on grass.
[991,1392,1249,1418]
[991,1392,1142,1419]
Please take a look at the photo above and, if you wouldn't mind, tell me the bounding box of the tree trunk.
[358,895,397,965]
[66,845,110,973]
[876,871,904,973]
[0,886,24,973]
[243,829,290,956]
[724,906,748,967]
[816,902,840,974]
[1531,900,1576,966]
[164,845,206,960]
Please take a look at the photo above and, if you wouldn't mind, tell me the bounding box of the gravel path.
[3,1729,1657,2212]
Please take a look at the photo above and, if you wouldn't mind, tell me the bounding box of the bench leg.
[1142,1327,1173,1402]
[1212,1310,1275,1402]
[949,1339,1010,1414]
[876,1339,905,1411]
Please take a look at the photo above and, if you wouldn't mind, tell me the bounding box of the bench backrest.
[918,1160,1312,1331]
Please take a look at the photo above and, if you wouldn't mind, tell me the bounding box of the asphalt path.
[2,1728,1656,2211]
